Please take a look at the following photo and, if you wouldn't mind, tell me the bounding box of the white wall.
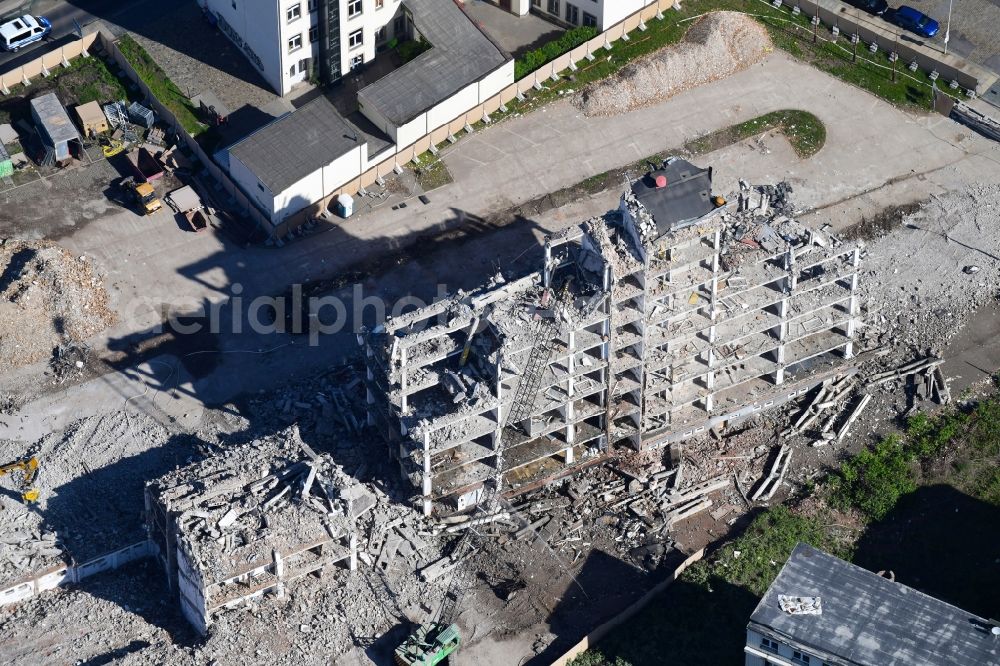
[426,81,478,131]
[278,0,313,91]
[479,59,515,100]
[534,0,651,29]
[228,153,277,219]
[204,0,283,94]
[337,0,402,79]
[595,0,650,28]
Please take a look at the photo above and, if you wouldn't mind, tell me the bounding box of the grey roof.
[228,95,361,194]
[30,93,80,145]
[631,158,714,236]
[749,543,1000,666]
[358,0,510,126]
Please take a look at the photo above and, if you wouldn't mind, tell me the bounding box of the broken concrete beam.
[444,511,510,533]
[665,498,713,528]
[866,357,944,386]
[751,445,792,501]
[835,394,872,442]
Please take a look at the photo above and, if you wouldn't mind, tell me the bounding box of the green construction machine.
[393,622,461,666]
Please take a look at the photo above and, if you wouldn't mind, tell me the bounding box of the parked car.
[845,0,889,16]
[887,5,940,38]
[0,15,51,52]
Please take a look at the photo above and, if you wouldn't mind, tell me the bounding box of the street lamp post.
[943,0,954,55]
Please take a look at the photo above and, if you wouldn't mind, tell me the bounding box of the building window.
[350,54,364,69]
[375,0,385,8]
[348,28,363,49]
[792,651,811,665]
[582,11,597,27]
[309,26,319,42]
[286,3,301,22]
[288,33,303,52]
[347,0,363,18]
[307,0,317,11]
[393,15,406,36]
[532,0,540,6]
[565,3,579,24]
[760,637,780,653]
[547,0,559,14]
[298,58,309,73]
[375,26,387,42]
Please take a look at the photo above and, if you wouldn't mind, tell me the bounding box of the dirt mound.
[0,239,117,368]
[576,12,772,117]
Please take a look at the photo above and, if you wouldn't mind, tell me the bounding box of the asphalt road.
[0,0,183,70]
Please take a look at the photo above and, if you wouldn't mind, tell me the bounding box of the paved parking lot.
[900,0,1000,71]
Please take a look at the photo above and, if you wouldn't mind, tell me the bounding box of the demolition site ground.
[1,42,1000,666]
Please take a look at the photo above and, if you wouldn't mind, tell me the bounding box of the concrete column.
[565,331,576,448]
[543,241,553,289]
[399,347,408,414]
[422,432,432,517]
[349,533,358,572]
[273,549,285,599]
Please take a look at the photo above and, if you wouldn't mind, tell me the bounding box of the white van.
[0,15,51,52]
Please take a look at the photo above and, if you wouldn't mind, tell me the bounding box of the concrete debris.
[0,239,116,369]
[577,12,772,117]
[779,595,822,615]
[751,445,792,502]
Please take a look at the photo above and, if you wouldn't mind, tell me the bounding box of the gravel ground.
[576,12,772,117]
[0,239,117,369]
[857,183,1000,360]
[128,2,279,112]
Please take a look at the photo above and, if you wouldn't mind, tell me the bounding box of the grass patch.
[684,109,826,158]
[414,152,453,192]
[116,34,205,136]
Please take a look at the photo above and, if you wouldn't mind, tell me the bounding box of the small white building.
[746,543,1000,666]
[220,0,513,226]
[528,0,656,30]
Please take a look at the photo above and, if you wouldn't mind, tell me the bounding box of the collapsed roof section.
[146,432,369,633]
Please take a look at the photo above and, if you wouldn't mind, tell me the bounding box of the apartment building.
[747,543,1000,666]
[203,0,408,96]
[529,0,656,29]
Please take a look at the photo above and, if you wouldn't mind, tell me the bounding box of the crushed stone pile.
[0,239,117,369]
[858,183,1000,360]
[576,12,772,117]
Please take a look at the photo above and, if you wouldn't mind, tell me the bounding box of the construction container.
[29,92,80,164]
[74,101,109,137]
[127,101,155,129]
[0,144,11,179]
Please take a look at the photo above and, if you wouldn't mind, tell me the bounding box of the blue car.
[889,6,940,38]
[0,15,51,52]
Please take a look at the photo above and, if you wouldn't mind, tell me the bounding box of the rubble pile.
[577,12,772,117]
[858,184,1000,359]
[0,528,63,585]
[0,239,117,369]
[0,410,178,585]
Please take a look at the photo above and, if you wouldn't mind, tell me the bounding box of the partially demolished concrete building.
[146,437,368,633]
[363,159,862,516]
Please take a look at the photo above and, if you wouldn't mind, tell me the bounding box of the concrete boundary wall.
[549,547,706,666]
[0,32,99,93]
[0,540,154,608]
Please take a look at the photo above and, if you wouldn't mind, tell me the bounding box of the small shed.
[74,101,109,137]
[30,93,80,163]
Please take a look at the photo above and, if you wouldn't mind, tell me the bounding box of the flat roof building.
[746,543,1000,666]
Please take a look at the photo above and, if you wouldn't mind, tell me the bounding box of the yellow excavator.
[0,457,40,504]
